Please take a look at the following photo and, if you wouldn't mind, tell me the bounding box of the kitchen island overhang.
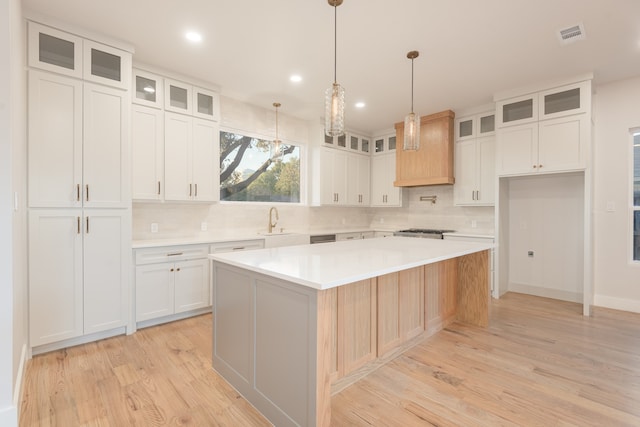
[209,237,494,427]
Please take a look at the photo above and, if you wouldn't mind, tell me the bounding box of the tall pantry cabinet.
[27,21,133,352]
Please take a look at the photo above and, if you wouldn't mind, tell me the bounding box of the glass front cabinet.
[28,21,131,90]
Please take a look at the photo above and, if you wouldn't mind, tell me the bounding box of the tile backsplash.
[133,186,494,240]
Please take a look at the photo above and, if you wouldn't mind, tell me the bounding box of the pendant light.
[325,0,345,137]
[271,102,283,161]
[404,50,420,151]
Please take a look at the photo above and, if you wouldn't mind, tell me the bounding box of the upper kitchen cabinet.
[164,112,220,202]
[28,70,130,208]
[133,68,164,108]
[454,111,496,206]
[28,21,132,90]
[165,78,220,121]
[495,79,591,176]
[132,105,164,200]
[371,152,402,207]
[394,110,455,187]
[28,21,83,79]
[324,133,347,149]
[348,133,371,154]
[373,133,397,155]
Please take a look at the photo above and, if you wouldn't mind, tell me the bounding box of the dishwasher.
[309,234,336,244]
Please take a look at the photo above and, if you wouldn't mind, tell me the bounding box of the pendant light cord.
[411,57,414,114]
[333,3,337,84]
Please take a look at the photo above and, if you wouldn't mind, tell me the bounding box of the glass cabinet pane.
[480,115,495,133]
[544,88,580,115]
[337,134,346,148]
[39,33,75,70]
[169,85,189,110]
[361,139,369,153]
[90,48,121,82]
[324,134,333,145]
[503,99,533,123]
[135,76,156,103]
[197,92,214,116]
[375,138,384,153]
[388,136,396,150]
[459,119,473,137]
[350,136,358,150]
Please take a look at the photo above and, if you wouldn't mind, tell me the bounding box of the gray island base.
[209,237,493,427]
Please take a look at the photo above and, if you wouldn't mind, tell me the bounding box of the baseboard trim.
[594,294,640,314]
[508,283,582,303]
[14,343,27,417]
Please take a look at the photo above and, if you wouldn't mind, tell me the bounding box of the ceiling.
[22,0,640,135]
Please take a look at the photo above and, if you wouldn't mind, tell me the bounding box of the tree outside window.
[220,131,300,202]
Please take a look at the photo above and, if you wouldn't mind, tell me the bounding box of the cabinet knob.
[176,268,181,272]
[538,164,543,168]
[170,268,174,272]
[533,165,537,169]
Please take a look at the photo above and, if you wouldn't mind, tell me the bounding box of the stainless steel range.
[393,228,455,239]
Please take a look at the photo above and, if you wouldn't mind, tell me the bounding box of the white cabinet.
[28,71,129,208]
[29,209,129,347]
[496,80,590,176]
[324,133,347,149]
[135,245,210,324]
[373,133,397,154]
[348,133,371,154]
[336,231,375,241]
[164,78,220,121]
[164,112,220,202]
[320,147,348,205]
[371,153,402,207]
[132,105,164,200]
[132,68,163,108]
[454,112,495,206]
[347,153,370,205]
[28,21,131,89]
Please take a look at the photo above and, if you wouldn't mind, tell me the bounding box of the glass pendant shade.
[404,112,420,151]
[325,82,345,137]
[270,139,282,161]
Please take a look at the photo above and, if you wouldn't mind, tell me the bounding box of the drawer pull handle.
[167,252,183,257]
[232,247,245,251]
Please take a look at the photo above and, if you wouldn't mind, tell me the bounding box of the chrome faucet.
[268,207,279,233]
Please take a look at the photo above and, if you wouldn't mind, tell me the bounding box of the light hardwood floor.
[20,293,640,426]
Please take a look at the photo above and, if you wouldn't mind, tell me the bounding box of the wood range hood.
[394,109,455,187]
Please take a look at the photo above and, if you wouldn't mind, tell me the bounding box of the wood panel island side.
[208,236,493,427]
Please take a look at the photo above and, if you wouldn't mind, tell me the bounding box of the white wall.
[1,0,27,425]
[593,77,640,312]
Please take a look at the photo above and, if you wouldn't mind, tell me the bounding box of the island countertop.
[208,236,493,290]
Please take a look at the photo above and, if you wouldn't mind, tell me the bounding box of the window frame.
[218,127,307,205]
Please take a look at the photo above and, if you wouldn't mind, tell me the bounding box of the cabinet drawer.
[209,239,264,253]
[135,244,208,265]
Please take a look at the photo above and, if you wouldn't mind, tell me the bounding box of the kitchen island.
[209,237,493,427]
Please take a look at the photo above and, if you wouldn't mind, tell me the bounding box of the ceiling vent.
[558,23,586,45]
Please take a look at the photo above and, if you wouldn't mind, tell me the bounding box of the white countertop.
[209,236,494,290]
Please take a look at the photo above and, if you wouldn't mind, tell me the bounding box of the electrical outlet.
[201,222,208,231]
[151,223,158,233]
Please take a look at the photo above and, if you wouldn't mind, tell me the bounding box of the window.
[219,131,301,203]
[634,133,640,261]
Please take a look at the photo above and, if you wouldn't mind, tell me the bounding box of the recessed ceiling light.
[185,31,203,43]
[290,75,302,83]
[355,102,366,108]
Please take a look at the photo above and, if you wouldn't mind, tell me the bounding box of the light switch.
[606,201,615,212]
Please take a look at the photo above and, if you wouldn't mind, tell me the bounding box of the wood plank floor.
[20,293,640,426]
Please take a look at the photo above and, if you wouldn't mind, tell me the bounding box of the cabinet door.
[132,105,164,200]
[135,263,174,322]
[338,279,377,375]
[28,210,83,347]
[193,86,220,121]
[497,94,538,128]
[83,40,131,90]
[453,139,476,205]
[383,154,401,206]
[191,118,219,201]
[357,154,371,205]
[398,267,425,340]
[165,79,192,114]
[133,68,163,108]
[538,115,587,172]
[478,136,496,206]
[164,112,192,201]
[28,21,83,79]
[371,153,399,206]
[538,81,589,121]
[28,71,83,208]
[377,272,401,356]
[174,259,210,313]
[477,136,496,205]
[320,148,347,205]
[496,123,538,175]
[83,83,129,207]
[347,153,369,206]
[83,210,129,334]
